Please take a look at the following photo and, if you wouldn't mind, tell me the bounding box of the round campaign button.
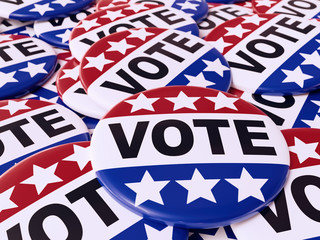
[56,57,107,119]
[198,2,253,38]
[33,6,96,49]
[0,19,36,37]
[80,27,231,113]
[0,0,95,21]
[0,99,90,175]
[91,85,290,229]
[0,141,189,240]
[69,3,199,61]
[0,34,57,99]
[252,0,320,19]
[229,87,320,129]
[96,0,209,23]
[206,14,320,95]
[232,128,320,240]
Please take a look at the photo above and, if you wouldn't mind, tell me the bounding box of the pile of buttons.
[0,0,320,239]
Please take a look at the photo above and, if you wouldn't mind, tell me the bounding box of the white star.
[0,187,18,213]
[62,144,91,170]
[19,62,48,78]
[0,100,30,115]
[242,14,268,25]
[302,115,320,128]
[52,0,75,7]
[125,93,159,112]
[226,168,268,202]
[61,65,80,81]
[145,225,173,239]
[84,52,114,71]
[127,28,155,41]
[300,50,320,69]
[312,100,320,113]
[255,0,276,7]
[202,58,230,77]
[56,29,72,43]
[125,171,169,206]
[317,39,320,50]
[78,19,101,31]
[289,137,320,164]
[124,3,149,13]
[185,72,216,88]
[29,3,54,16]
[19,26,36,37]
[0,71,18,88]
[39,96,60,103]
[176,169,219,204]
[199,227,233,240]
[101,9,125,21]
[21,163,63,195]
[207,37,232,53]
[0,34,12,42]
[281,66,313,88]
[177,1,199,10]
[225,24,251,38]
[243,1,253,8]
[106,39,135,54]
[206,92,238,110]
[165,91,200,111]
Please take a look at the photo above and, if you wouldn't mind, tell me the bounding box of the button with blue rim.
[206,14,320,95]
[0,141,188,240]
[91,85,290,229]
[0,0,95,21]
[79,27,231,113]
[96,0,209,23]
[0,99,90,175]
[232,128,320,240]
[33,6,96,49]
[252,0,320,20]
[69,3,200,61]
[0,34,57,99]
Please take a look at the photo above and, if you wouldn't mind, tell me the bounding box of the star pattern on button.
[302,115,320,128]
[255,0,276,7]
[0,34,12,42]
[311,100,320,113]
[52,0,75,7]
[289,137,320,164]
[125,93,160,113]
[84,52,114,71]
[207,37,232,53]
[165,91,200,111]
[124,4,149,13]
[61,65,80,80]
[300,50,320,69]
[200,227,233,240]
[0,71,18,88]
[225,24,251,38]
[29,3,54,16]
[39,96,60,103]
[145,225,173,239]
[19,26,36,37]
[56,29,72,43]
[241,14,268,25]
[177,1,199,10]
[21,163,63,195]
[0,187,18,213]
[205,92,238,111]
[185,72,216,88]
[79,19,101,31]
[225,168,268,202]
[19,62,48,78]
[176,168,220,204]
[125,170,170,206]
[202,58,230,77]
[106,39,135,55]
[0,100,31,115]
[127,28,155,41]
[101,9,125,21]
[62,144,91,170]
[281,66,313,88]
